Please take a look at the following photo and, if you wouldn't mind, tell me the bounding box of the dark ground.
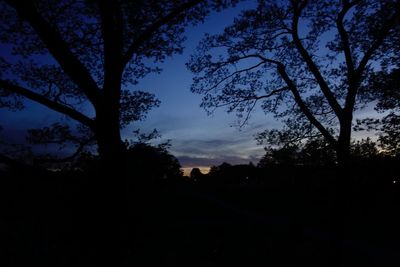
[1,163,400,266]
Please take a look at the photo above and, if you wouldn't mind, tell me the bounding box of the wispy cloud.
[132,110,269,168]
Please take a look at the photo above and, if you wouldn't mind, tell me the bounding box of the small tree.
[188,0,400,165]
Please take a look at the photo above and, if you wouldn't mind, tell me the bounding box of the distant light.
[393,180,397,184]
[182,166,210,176]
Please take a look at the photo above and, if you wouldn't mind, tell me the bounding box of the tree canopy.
[188,0,400,164]
[0,0,234,167]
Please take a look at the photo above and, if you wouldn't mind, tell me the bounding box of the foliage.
[26,122,96,164]
[126,142,183,183]
[257,136,336,167]
[258,137,382,167]
[356,68,400,155]
[0,0,235,163]
[258,144,300,167]
[350,138,379,159]
[190,167,204,180]
[188,0,400,163]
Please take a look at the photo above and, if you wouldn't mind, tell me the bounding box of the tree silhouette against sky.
[356,68,400,156]
[188,0,400,165]
[0,0,234,170]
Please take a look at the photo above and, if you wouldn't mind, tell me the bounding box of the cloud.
[178,154,260,168]
[170,134,265,168]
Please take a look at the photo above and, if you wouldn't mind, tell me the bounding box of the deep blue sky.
[0,1,379,174]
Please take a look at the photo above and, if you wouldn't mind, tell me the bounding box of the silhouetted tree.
[125,142,183,184]
[377,114,400,156]
[188,0,400,165]
[190,167,204,181]
[0,0,233,171]
[258,144,299,167]
[300,137,336,165]
[350,137,379,159]
[258,136,336,167]
[208,165,219,176]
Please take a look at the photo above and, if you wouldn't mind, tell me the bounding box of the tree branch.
[214,87,289,109]
[336,0,358,82]
[355,6,400,78]
[254,87,290,100]
[204,48,337,145]
[34,136,95,164]
[277,64,338,147]
[239,100,257,127]
[97,0,124,95]
[0,80,95,128]
[291,3,343,118]
[205,60,266,92]
[122,0,203,66]
[6,0,101,105]
[346,4,400,113]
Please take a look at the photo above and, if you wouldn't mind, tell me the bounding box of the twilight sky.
[131,1,268,173]
[0,1,380,173]
[128,2,377,172]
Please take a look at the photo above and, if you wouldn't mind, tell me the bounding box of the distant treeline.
[2,141,399,190]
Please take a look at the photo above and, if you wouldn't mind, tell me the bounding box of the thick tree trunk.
[94,88,126,168]
[91,106,128,266]
[96,122,126,172]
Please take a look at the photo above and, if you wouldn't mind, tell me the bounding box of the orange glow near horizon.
[182,166,210,177]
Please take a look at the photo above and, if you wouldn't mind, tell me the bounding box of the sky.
[129,1,268,173]
[0,1,383,174]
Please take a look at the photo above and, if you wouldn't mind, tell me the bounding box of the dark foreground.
[1,163,400,266]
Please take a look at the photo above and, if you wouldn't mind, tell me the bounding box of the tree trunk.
[336,120,352,167]
[330,118,352,266]
[96,122,126,171]
[91,106,128,266]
